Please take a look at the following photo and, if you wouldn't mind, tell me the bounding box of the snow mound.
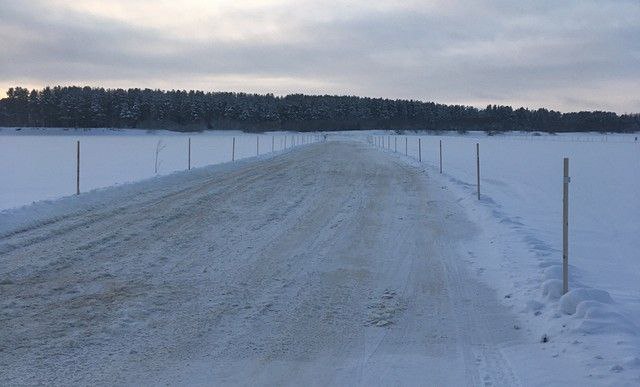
[560,288,613,315]
[571,301,638,335]
[542,279,563,300]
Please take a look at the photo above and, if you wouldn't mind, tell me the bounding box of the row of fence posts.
[372,134,570,295]
[74,133,317,195]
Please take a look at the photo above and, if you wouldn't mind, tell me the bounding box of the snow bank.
[573,301,638,336]
[560,288,613,315]
[542,279,563,300]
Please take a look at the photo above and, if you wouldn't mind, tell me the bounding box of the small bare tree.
[154,139,166,174]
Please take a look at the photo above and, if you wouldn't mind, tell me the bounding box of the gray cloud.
[0,0,638,112]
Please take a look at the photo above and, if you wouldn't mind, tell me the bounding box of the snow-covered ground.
[1,129,639,385]
[369,131,640,384]
[0,127,313,211]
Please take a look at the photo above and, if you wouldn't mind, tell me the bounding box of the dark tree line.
[0,86,638,133]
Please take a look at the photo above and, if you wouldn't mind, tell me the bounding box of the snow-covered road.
[2,141,548,385]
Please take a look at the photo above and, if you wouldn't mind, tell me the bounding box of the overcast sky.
[1,0,638,113]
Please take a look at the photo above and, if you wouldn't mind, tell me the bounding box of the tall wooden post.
[476,143,480,200]
[188,137,191,170]
[232,137,235,161]
[439,140,443,174]
[76,140,80,195]
[563,158,570,294]
[418,138,422,162]
[272,136,275,152]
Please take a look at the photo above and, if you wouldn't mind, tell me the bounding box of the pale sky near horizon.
[0,0,639,113]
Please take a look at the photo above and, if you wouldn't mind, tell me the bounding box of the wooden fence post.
[232,137,235,161]
[76,140,80,195]
[418,138,422,162]
[476,143,480,200]
[563,158,570,294]
[188,137,191,170]
[439,140,442,173]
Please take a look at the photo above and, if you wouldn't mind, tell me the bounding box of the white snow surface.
[1,130,639,385]
[0,127,309,211]
[368,131,640,385]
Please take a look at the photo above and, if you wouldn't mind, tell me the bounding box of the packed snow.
[1,128,639,385]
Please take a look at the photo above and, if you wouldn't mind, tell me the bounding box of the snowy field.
[0,127,313,210]
[1,128,639,385]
